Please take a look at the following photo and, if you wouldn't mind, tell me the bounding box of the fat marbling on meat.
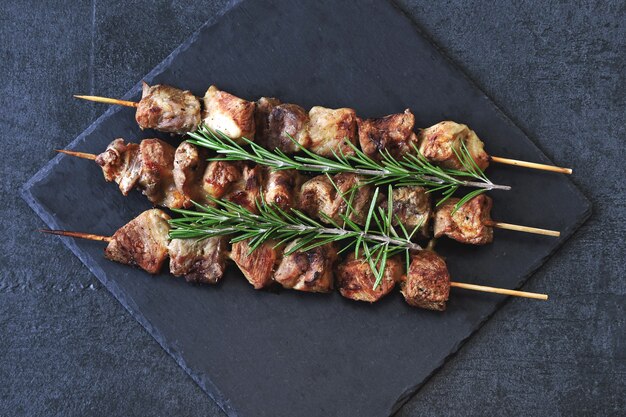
[336,253,403,302]
[434,194,494,245]
[418,121,489,171]
[273,242,338,293]
[357,109,419,160]
[202,85,256,142]
[104,209,171,274]
[400,250,451,311]
[299,173,373,225]
[168,237,229,284]
[135,82,201,134]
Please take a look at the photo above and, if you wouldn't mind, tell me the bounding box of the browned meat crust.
[381,186,432,237]
[135,82,201,134]
[95,138,142,196]
[264,169,304,210]
[138,139,186,209]
[224,165,265,213]
[336,254,403,302]
[274,243,337,293]
[173,141,208,207]
[168,237,228,284]
[434,194,494,245]
[202,160,242,200]
[400,251,450,311]
[357,109,419,160]
[202,85,256,142]
[418,121,489,171]
[308,106,357,157]
[254,97,281,144]
[230,239,280,289]
[298,173,373,225]
[104,209,171,274]
[264,103,311,152]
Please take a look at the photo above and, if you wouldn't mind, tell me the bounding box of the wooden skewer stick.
[39,229,112,242]
[450,282,548,300]
[56,149,97,160]
[486,221,560,237]
[39,229,548,300]
[490,156,572,175]
[74,95,138,108]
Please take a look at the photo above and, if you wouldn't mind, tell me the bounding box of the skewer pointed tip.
[74,94,138,108]
[490,156,572,175]
[450,281,548,300]
[55,149,97,160]
[39,229,112,242]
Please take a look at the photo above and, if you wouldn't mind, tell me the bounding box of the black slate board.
[21,0,591,416]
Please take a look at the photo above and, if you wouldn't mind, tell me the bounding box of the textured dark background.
[1,0,624,416]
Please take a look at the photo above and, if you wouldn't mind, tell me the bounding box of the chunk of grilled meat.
[168,237,228,284]
[202,160,242,200]
[135,82,201,134]
[299,173,373,224]
[336,254,403,302]
[230,239,280,289]
[173,141,208,206]
[400,251,450,311]
[202,85,256,142]
[274,242,337,293]
[256,99,311,153]
[254,97,281,144]
[104,209,171,274]
[96,138,142,196]
[357,109,419,160]
[434,194,494,245]
[223,165,265,213]
[138,139,186,209]
[381,186,432,237]
[418,121,489,171]
[308,106,357,157]
[264,169,304,210]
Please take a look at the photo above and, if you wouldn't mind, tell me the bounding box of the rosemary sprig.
[169,185,422,289]
[185,124,511,209]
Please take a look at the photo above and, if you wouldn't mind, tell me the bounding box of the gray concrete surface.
[1,0,624,415]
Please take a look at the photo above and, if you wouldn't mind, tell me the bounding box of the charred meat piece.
[224,165,265,213]
[168,237,228,284]
[308,106,357,157]
[173,141,208,206]
[230,239,279,289]
[299,173,373,225]
[254,97,281,144]
[274,242,337,293]
[202,85,256,142]
[264,169,304,210]
[357,109,419,160]
[138,139,186,209]
[336,253,403,302]
[202,160,242,200]
[381,186,432,236]
[104,209,171,274]
[434,194,494,245]
[262,103,311,153]
[135,82,201,134]
[400,251,450,311]
[418,121,489,171]
[95,138,142,196]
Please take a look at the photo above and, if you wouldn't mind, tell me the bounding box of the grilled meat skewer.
[76,82,571,174]
[59,139,560,239]
[40,210,548,311]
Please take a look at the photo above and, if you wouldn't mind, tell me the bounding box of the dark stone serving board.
[21,0,591,416]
